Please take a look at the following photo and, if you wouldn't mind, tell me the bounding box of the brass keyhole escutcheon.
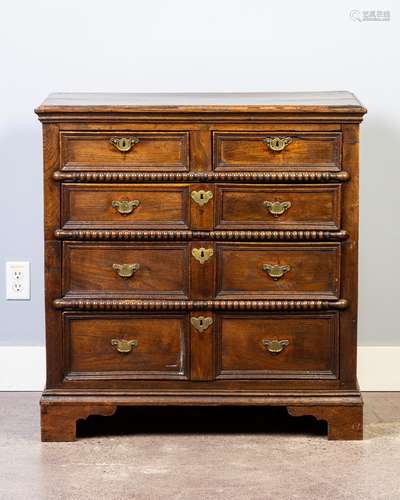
[111,339,138,353]
[263,136,292,152]
[112,199,140,215]
[191,316,213,333]
[262,339,289,354]
[262,263,291,280]
[264,200,291,217]
[112,263,140,278]
[192,247,214,264]
[110,137,140,152]
[191,190,213,207]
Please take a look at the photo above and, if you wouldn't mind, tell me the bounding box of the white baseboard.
[0,346,399,391]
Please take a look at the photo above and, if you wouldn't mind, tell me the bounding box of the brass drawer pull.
[112,263,140,278]
[262,263,291,280]
[263,136,292,152]
[191,190,213,207]
[264,200,291,217]
[110,137,139,152]
[111,338,138,353]
[191,316,213,333]
[112,199,140,215]
[262,339,289,354]
[192,247,214,264]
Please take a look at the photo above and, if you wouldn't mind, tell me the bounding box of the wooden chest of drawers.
[36,92,366,441]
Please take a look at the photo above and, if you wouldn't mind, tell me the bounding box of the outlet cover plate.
[6,261,30,300]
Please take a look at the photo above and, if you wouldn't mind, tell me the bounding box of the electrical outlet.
[6,261,30,300]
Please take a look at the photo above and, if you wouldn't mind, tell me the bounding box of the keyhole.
[201,250,205,258]
[199,319,204,327]
[200,193,204,200]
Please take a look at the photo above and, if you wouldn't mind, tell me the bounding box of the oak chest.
[36,92,366,441]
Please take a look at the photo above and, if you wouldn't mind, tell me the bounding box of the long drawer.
[215,242,340,300]
[60,131,189,171]
[215,313,339,379]
[213,131,341,171]
[215,184,341,230]
[62,242,190,299]
[63,313,188,380]
[62,184,190,229]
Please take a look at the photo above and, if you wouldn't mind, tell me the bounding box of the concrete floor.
[0,393,400,499]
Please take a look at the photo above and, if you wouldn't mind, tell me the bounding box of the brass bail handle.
[112,199,140,215]
[111,339,138,353]
[262,263,291,280]
[264,200,291,217]
[110,137,140,152]
[112,263,140,278]
[263,136,292,152]
[262,339,289,354]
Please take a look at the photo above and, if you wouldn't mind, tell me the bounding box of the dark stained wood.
[62,184,190,229]
[215,184,341,230]
[64,313,188,380]
[216,313,338,379]
[61,131,189,171]
[36,91,366,114]
[37,91,366,441]
[216,243,340,299]
[63,242,189,299]
[214,132,341,171]
[287,404,363,440]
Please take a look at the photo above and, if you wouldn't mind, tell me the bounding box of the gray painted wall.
[1,0,399,345]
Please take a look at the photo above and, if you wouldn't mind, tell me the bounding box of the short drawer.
[63,313,188,380]
[215,184,341,230]
[213,132,341,171]
[60,131,189,171]
[215,242,340,300]
[63,242,189,299]
[62,184,190,229]
[216,313,338,379]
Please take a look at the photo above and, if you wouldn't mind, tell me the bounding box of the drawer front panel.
[216,313,338,379]
[62,184,190,229]
[61,131,189,171]
[216,243,340,299]
[64,313,188,380]
[63,243,189,298]
[215,184,341,230]
[213,132,341,171]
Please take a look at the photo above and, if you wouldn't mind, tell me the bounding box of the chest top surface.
[35,91,366,115]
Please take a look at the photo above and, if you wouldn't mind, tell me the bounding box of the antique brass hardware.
[263,136,292,152]
[191,316,213,333]
[192,247,214,264]
[191,190,213,207]
[262,339,289,354]
[262,263,291,280]
[111,338,138,353]
[111,199,140,215]
[112,263,140,278]
[263,200,291,217]
[110,137,140,152]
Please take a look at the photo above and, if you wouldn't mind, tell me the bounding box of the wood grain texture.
[216,242,341,300]
[37,91,366,441]
[62,184,189,230]
[214,132,341,171]
[215,184,341,231]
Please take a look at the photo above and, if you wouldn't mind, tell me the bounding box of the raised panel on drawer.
[63,242,189,299]
[62,184,190,229]
[216,243,340,300]
[216,313,338,379]
[60,131,189,171]
[215,184,341,230]
[213,132,341,171]
[63,313,188,380]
